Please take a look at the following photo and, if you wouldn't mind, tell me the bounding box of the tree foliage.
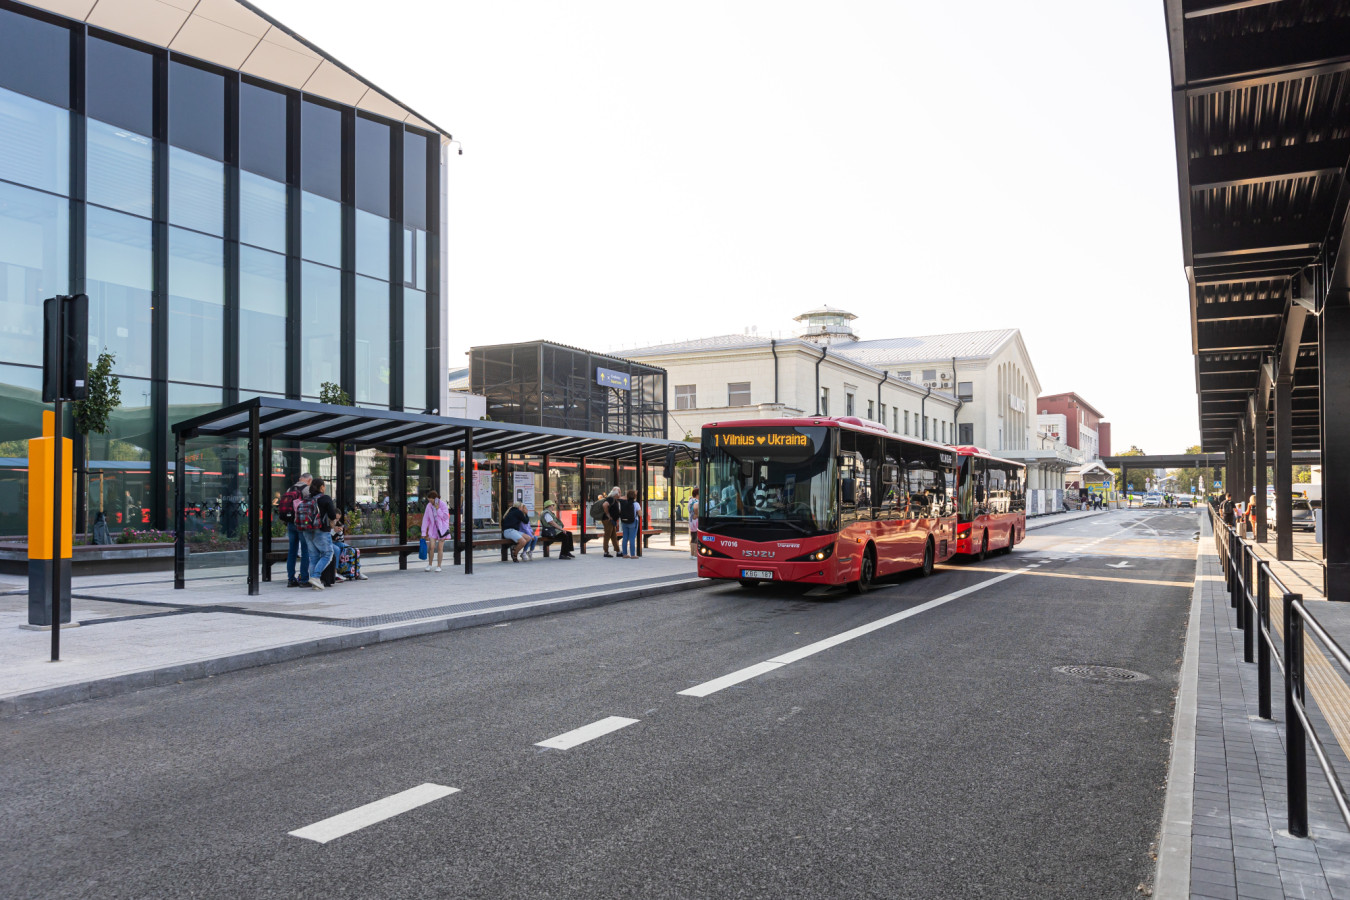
[1111,445,1149,492]
[319,381,352,407]
[72,351,122,436]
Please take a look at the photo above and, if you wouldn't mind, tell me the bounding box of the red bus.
[696,417,959,592]
[951,446,1027,560]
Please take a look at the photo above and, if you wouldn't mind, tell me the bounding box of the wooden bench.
[263,540,420,580]
[540,531,600,557]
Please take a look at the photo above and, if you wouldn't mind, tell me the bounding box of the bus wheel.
[920,540,935,577]
[1002,529,1016,554]
[738,579,760,589]
[848,546,876,594]
[976,532,988,563]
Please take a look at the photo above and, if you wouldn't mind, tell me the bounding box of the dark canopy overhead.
[1101,451,1318,471]
[173,397,698,462]
[1165,0,1350,452]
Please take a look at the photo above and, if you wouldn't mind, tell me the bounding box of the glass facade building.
[0,0,446,535]
[470,342,668,438]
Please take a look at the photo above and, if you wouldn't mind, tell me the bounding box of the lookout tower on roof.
[795,307,859,345]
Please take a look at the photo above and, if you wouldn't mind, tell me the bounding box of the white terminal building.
[622,308,1083,502]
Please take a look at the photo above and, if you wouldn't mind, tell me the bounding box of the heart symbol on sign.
[757,436,765,444]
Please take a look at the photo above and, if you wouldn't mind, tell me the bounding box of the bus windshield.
[700,426,836,537]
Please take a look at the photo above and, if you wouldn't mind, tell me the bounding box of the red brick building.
[1037,393,1110,458]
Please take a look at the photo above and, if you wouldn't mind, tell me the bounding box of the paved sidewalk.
[0,546,702,718]
[1027,508,1108,530]
[1159,513,1350,900]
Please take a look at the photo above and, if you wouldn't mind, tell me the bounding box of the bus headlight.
[789,544,834,563]
[698,544,731,558]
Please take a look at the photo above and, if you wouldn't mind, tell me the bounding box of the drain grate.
[1053,665,1149,682]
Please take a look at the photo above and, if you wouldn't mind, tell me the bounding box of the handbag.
[419,537,429,560]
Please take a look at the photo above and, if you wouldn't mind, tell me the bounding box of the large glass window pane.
[86,206,152,378]
[0,181,67,367]
[240,171,286,252]
[238,247,287,394]
[0,8,70,109]
[0,364,45,536]
[355,116,390,216]
[301,100,341,202]
[354,276,390,407]
[167,228,224,385]
[301,191,340,267]
[169,147,224,236]
[355,210,389,279]
[402,226,427,289]
[403,288,426,412]
[240,81,287,182]
[301,262,341,397]
[403,130,427,229]
[83,376,154,532]
[0,88,69,195]
[87,38,153,137]
[169,61,224,160]
[87,119,152,217]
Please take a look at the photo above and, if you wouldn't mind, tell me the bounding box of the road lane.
[0,510,1198,899]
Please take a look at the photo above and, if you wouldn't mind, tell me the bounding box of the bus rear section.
[953,448,1027,559]
[696,422,843,586]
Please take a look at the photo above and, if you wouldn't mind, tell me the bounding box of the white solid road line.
[679,568,1032,697]
[536,715,640,750]
[289,783,459,844]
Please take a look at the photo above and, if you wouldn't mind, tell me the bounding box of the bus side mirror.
[740,460,755,478]
[841,478,856,504]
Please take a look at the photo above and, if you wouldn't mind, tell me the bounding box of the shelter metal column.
[1322,299,1350,600]
[1255,413,1268,543]
[578,454,588,554]
[262,437,273,580]
[1276,378,1294,561]
[452,448,462,567]
[174,432,186,590]
[636,447,645,558]
[463,429,474,575]
[247,407,260,596]
[396,446,409,570]
[542,453,551,557]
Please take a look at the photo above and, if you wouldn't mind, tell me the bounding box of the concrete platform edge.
[0,576,706,720]
[1153,509,1204,899]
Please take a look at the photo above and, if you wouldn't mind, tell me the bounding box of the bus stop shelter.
[171,397,697,594]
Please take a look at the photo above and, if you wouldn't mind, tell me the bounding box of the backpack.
[294,496,320,532]
[278,487,303,523]
[590,498,608,522]
[619,498,636,524]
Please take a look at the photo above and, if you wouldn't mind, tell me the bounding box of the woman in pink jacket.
[421,490,452,572]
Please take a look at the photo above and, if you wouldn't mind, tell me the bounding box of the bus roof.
[702,416,956,454]
[950,445,1027,470]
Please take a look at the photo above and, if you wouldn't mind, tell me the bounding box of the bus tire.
[848,545,876,594]
[738,579,760,589]
[976,531,988,563]
[920,539,935,577]
[1003,529,1016,554]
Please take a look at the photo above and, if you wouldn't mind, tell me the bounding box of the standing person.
[299,477,338,591]
[1247,493,1258,532]
[278,472,312,588]
[687,487,700,558]
[602,487,623,558]
[501,501,531,562]
[1221,492,1236,528]
[421,490,451,572]
[539,500,574,559]
[619,489,641,559]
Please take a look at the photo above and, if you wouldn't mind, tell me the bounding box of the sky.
[264,0,1195,452]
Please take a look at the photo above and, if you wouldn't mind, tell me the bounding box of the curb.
[1153,509,1204,898]
[0,575,707,720]
[1026,510,1107,531]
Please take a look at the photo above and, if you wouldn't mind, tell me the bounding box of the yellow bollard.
[26,410,74,628]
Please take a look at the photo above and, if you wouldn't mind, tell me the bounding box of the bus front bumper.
[696,556,846,585]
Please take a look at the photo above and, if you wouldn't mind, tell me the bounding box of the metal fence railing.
[1211,504,1350,836]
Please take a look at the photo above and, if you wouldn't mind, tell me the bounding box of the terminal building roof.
[836,329,1019,367]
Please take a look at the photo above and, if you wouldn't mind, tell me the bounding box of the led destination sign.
[712,431,811,449]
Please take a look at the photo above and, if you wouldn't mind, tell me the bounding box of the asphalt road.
[0,509,1198,900]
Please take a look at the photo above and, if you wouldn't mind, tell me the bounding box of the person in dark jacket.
[1221,493,1236,528]
[539,500,575,559]
[302,478,339,590]
[501,501,531,562]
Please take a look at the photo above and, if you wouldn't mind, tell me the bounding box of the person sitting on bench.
[539,500,574,559]
[501,501,532,562]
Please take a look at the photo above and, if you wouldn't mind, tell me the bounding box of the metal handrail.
[1207,504,1350,836]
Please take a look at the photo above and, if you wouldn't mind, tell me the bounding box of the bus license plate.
[741,569,774,580]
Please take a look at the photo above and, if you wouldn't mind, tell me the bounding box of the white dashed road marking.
[536,716,640,750]
[679,568,1034,698]
[289,783,459,844]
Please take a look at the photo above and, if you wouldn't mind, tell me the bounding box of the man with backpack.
[295,477,339,590]
[278,472,312,588]
[601,487,623,558]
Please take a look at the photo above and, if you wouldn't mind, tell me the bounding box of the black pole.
[261,436,273,582]
[247,406,260,596]
[542,452,550,557]
[174,431,186,589]
[453,448,462,566]
[1276,376,1294,561]
[464,428,474,575]
[1285,594,1308,837]
[51,395,62,662]
[579,453,588,554]
[1257,567,1271,719]
[396,446,408,569]
[1243,547,1254,660]
[636,448,645,558]
[1255,413,1268,543]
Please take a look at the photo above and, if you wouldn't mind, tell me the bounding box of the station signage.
[596,367,631,391]
[711,431,810,449]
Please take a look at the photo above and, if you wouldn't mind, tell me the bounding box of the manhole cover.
[1053,665,1150,682]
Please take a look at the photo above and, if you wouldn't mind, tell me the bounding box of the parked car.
[1269,497,1316,532]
